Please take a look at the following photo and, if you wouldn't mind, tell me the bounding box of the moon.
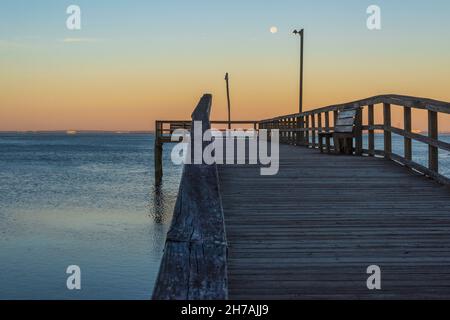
[270,26,278,34]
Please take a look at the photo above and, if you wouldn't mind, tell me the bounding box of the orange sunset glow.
[1,1,450,132]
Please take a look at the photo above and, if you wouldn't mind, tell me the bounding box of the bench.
[318,108,358,155]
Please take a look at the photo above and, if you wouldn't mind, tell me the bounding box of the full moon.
[270,26,278,34]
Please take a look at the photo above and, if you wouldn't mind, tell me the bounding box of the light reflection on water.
[0,133,182,299]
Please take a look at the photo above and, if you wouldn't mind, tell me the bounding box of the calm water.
[0,133,181,299]
[1,132,449,299]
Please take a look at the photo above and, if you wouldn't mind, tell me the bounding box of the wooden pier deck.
[153,94,450,300]
[219,144,450,299]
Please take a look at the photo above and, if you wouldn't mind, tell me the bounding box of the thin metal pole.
[225,72,231,130]
[293,29,304,114]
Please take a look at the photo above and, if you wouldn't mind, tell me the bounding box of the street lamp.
[224,72,231,130]
[293,29,304,114]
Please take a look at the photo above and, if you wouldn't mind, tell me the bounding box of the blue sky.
[1,1,450,130]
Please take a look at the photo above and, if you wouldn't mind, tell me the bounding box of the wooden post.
[287,118,290,144]
[404,107,412,161]
[333,110,338,152]
[155,121,163,185]
[317,113,322,150]
[289,117,295,145]
[305,115,310,147]
[355,108,363,156]
[325,112,331,153]
[368,105,375,156]
[311,114,316,148]
[428,110,438,173]
[317,113,322,134]
[225,73,232,130]
[383,103,392,159]
[298,116,305,146]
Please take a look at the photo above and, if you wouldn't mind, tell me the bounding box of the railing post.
[325,112,331,153]
[428,110,438,173]
[318,113,322,151]
[305,115,310,147]
[404,107,412,161]
[289,117,295,145]
[383,103,392,159]
[317,113,322,134]
[279,119,283,143]
[355,107,363,155]
[299,116,305,145]
[311,114,316,148]
[155,121,163,185]
[368,104,375,156]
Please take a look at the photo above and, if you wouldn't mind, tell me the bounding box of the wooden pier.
[153,94,450,300]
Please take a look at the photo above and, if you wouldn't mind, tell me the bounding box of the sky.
[1,0,450,131]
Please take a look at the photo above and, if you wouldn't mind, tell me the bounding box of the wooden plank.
[336,117,355,126]
[152,241,227,300]
[338,110,357,118]
[153,94,228,300]
[219,144,450,300]
[334,125,354,133]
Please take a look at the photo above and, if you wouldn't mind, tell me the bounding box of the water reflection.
[0,133,182,299]
[151,184,168,225]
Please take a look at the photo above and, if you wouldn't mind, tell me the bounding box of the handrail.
[259,94,450,186]
[155,120,259,136]
[260,94,450,123]
[152,94,228,300]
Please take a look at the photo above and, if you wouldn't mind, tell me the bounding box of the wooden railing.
[152,94,228,300]
[154,120,259,184]
[155,120,259,141]
[259,94,450,185]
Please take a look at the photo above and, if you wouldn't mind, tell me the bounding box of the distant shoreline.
[1,130,450,135]
[0,130,155,134]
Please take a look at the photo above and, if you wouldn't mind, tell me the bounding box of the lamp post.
[293,29,304,114]
[225,72,231,130]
